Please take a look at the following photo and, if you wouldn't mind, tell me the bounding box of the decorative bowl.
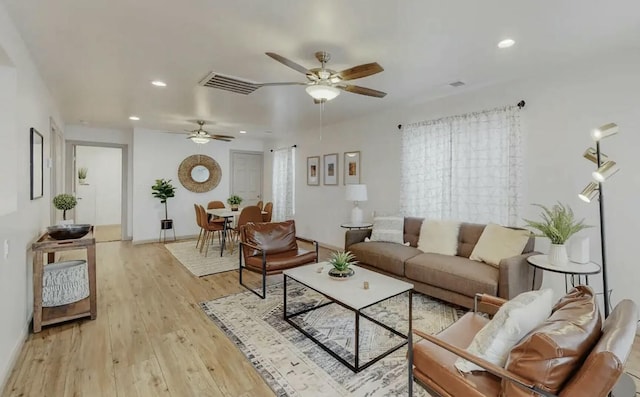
[328,267,355,280]
[47,224,92,240]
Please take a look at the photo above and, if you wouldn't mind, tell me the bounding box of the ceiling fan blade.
[213,138,232,142]
[258,82,307,87]
[339,84,387,98]
[265,52,310,75]
[333,62,383,81]
[212,134,235,140]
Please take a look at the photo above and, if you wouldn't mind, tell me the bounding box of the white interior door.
[75,183,96,224]
[231,151,263,206]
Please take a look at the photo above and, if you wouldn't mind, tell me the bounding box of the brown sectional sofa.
[345,217,541,309]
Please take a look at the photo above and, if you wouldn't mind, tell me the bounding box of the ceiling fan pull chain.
[319,101,324,141]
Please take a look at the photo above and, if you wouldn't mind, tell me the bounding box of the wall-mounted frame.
[323,153,338,185]
[30,127,44,200]
[344,151,361,185]
[307,156,320,186]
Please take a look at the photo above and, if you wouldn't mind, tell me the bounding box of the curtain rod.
[397,100,526,130]
[270,144,297,152]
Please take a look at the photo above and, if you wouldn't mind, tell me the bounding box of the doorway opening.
[230,151,263,206]
[66,142,128,242]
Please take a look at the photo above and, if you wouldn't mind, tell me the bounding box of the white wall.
[132,129,265,243]
[0,2,63,389]
[75,146,122,225]
[282,51,640,310]
[65,125,133,238]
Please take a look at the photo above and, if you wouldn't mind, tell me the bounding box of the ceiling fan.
[176,120,235,145]
[262,51,386,103]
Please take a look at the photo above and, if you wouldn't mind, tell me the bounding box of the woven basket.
[42,260,90,307]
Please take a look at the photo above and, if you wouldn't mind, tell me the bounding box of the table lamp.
[345,184,367,224]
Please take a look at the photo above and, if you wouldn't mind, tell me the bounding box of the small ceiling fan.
[262,51,386,103]
[172,120,235,144]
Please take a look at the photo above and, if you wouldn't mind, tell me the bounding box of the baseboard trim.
[0,322,29,395]
[132,234,199,245]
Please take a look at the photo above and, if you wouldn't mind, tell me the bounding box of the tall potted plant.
[53,194,77,224]
[152,179,176,231]
[523,203,591,265]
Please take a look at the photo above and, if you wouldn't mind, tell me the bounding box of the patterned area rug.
[201,281,465,396]
[165,240,237,277]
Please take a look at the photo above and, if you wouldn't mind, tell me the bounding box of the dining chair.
[233,206,263,241]
[194,204,204,249]
[256,200,264,211]
[197,204,224,257]
[207,200,230,225]
[262,202,273,222]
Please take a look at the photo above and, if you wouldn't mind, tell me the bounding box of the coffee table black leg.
[355,311,360,371]
[283,275,288,319]
[408,290,413,397]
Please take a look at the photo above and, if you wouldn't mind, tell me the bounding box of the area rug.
[165,240,237,277]
[201,282,465,396]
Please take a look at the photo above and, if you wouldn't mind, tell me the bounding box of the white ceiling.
[4,0,640,137]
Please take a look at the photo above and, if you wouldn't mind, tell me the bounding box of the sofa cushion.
[405,253,498,297]
[417,220,460,255]
[469,224,530,267]
[413,312,501,397]
[349,242,421,276]
[369,216,405,244]
[245,249,317,273]
[404,217,424,247]
[457,223,486,258]
[455,289,554,373]
[503,286,602,396]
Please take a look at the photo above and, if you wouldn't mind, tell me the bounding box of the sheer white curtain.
[272,147,295,221]
[400,106,522,225]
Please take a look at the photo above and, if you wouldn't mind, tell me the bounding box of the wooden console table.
[31,227,97,333]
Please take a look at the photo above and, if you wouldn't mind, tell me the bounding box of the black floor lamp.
[578,122,635,396]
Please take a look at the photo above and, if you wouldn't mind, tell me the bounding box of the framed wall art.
[307,156,320,186]
[30,127,44,200]
[323,153,338,185]
[344,151,361,185]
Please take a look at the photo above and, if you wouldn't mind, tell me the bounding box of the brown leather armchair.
[238,220,318,298]
[412,286,638,397]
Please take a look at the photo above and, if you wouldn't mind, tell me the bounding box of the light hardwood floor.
[2,240,639,396]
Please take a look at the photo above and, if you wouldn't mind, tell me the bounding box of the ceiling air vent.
[449,81,465,87]
[199,72,260,95]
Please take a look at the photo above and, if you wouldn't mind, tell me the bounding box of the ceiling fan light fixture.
[306,84,340,101]
[189,135,211,144]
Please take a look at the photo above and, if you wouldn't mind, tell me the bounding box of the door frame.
[49,117,64,225]
[230,150,264,202]
[65,141,129,240]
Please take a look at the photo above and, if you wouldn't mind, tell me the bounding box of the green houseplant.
[227,194,243,211]
[151,179,176,222]
[78,167,88,183]
[53,194,77,221]
[328,251,358,279]
[523,203,591,265]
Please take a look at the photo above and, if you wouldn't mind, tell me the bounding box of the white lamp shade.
[345,184,367,202]
[305,84,340,101]
[190,136,211,144]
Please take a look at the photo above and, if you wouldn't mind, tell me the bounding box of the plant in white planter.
[78,167,88,184]
[53,193,77,223]
[523,203,591,265]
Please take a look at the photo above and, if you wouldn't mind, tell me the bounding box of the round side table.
[340,223,373,230]
[527,254,601,292]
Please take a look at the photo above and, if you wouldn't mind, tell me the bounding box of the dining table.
[205,207,267,257]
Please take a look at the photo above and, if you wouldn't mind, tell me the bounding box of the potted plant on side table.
[328,251,357,279]
[152,179,176,242]
[53,193,77,225]
[227,195,243,211]
[524,202,591,266]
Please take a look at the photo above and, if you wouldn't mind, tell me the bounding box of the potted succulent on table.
[53,194,77,225]
[227,194,243,211]
[523,202,591,266]
[77,167,88,184]
[328,251,358,279]
[151,179,176,233]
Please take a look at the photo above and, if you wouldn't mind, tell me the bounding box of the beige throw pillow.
[469,224,530,267]
[454,288,554,373]
[417,220,460,255]
[368,216,404,244]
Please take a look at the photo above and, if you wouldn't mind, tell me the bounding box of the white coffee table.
[283,263,414,392]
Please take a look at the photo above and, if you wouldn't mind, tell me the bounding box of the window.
[400,106,522,225]
[272,147,295,221]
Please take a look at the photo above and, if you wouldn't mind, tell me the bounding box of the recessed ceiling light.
[239,130,247,134]
[129,116,140,121]
[497,39,515,49]
[151,80,167,87]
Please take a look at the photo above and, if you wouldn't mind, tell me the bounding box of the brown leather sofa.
[345,218,541,309]
[239,220,318,298]
[412,286,638,397]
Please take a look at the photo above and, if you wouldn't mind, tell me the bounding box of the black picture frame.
[30,127,44,200]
